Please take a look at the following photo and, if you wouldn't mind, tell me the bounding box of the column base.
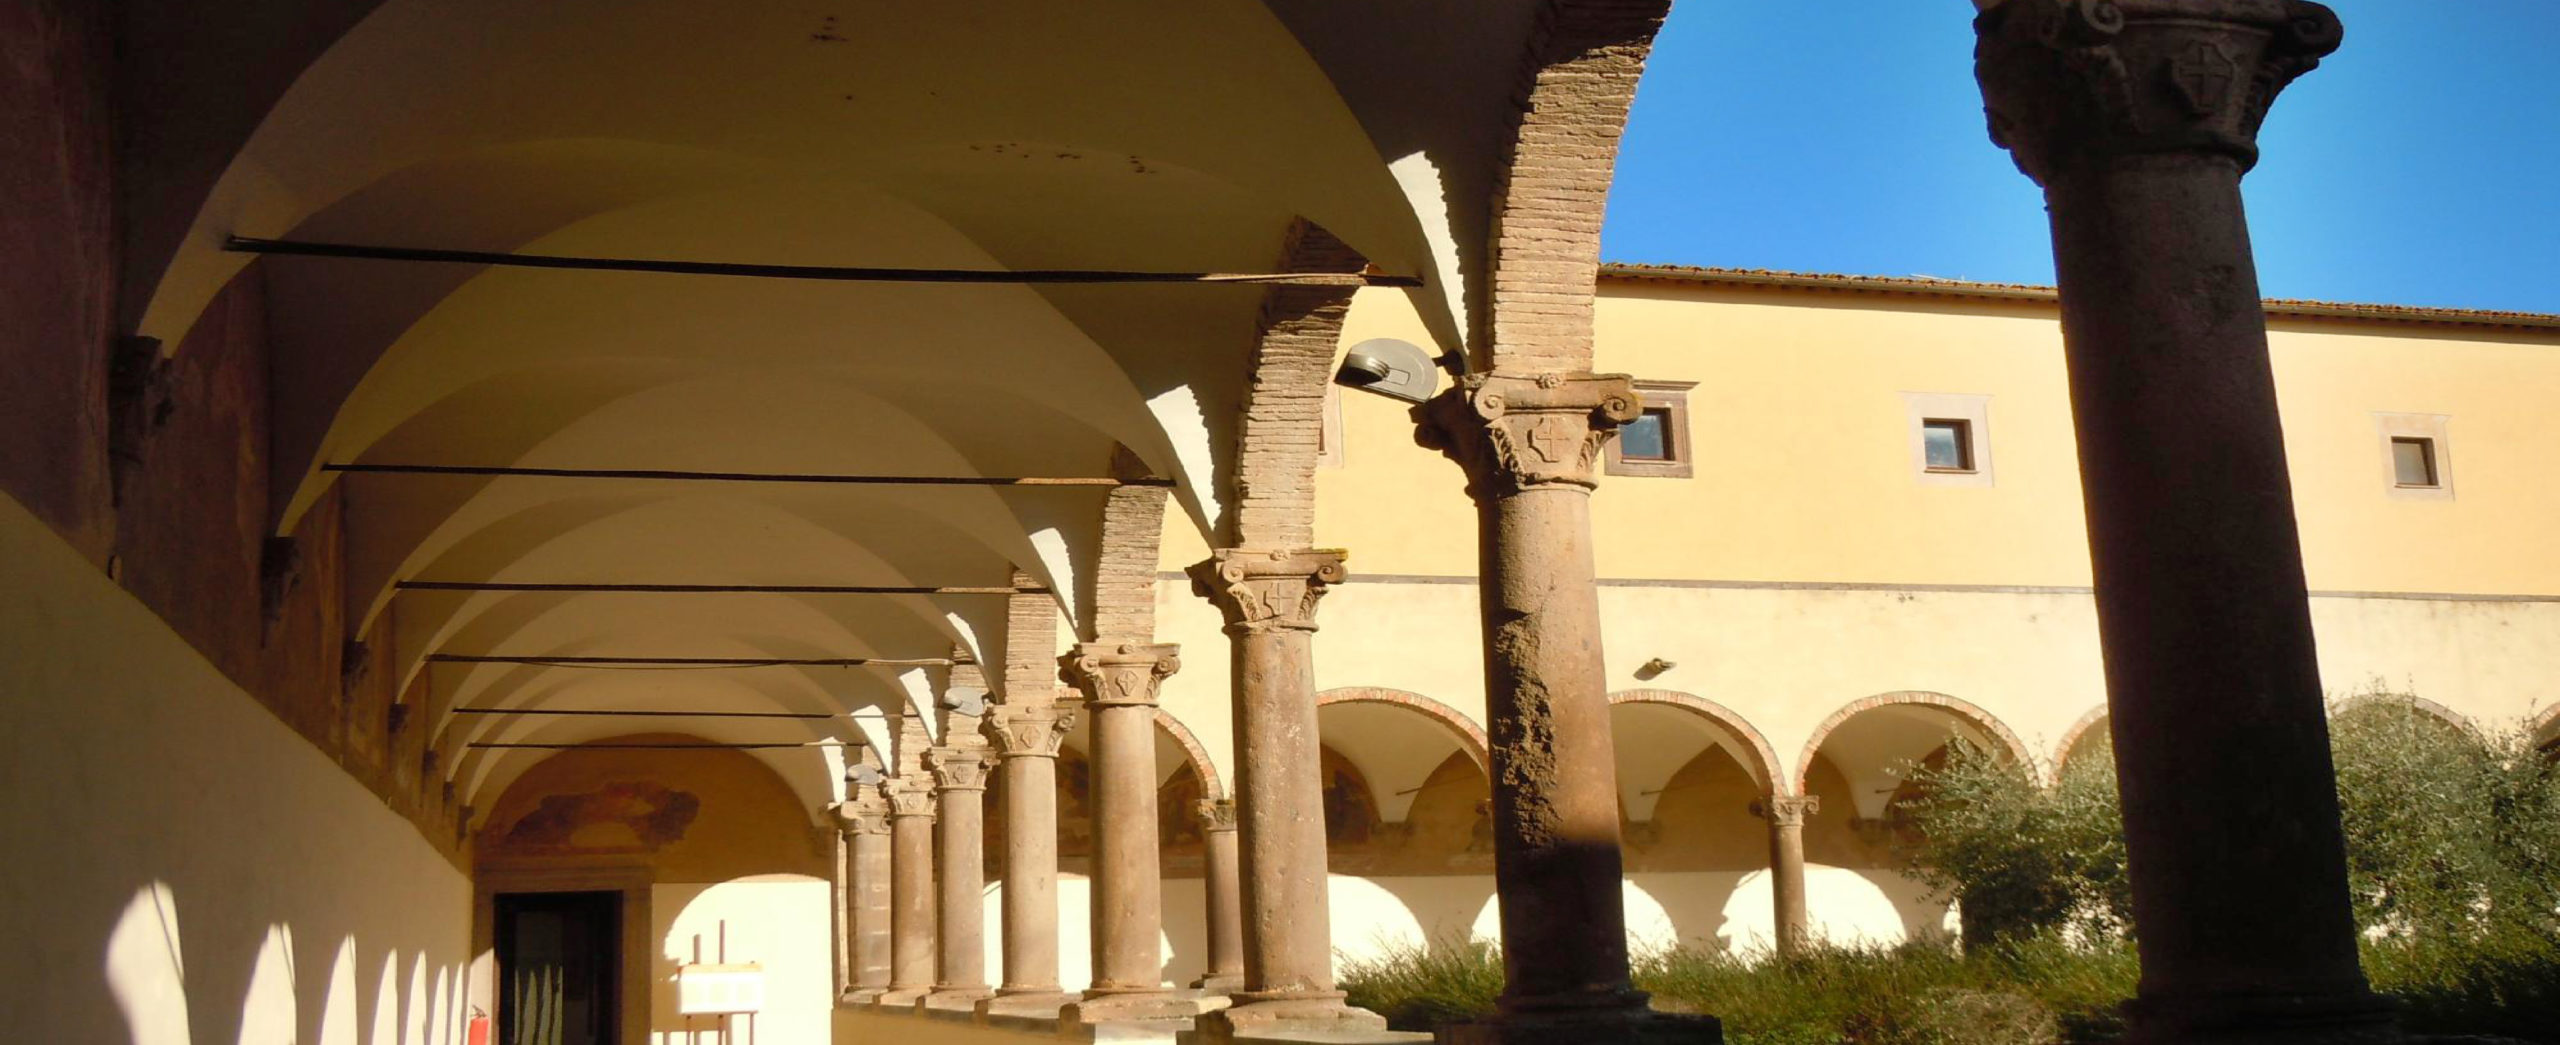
[1193,994,1404,1044]
[1192,972,1245,994]
[979,989,1082,1021]
[840,987,887,1005]
[2122,989,2401,1045]
[922,986,997,1012]
[1436,1010,1719,1045]
[874,986,934,1007]
[1062,988,1231,1026]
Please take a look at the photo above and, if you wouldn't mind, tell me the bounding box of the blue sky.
[1604,1,2560,313]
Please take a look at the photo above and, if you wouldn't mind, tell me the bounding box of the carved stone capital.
[928,747,989,792]
[1975,0,2341,185]
[1058,642,1180,708]
[1413,372,1642,496]
[1760,794,1820,829]
[1186,548,1349,636]
[1195,798,1237,833]
[984,703,1075,758]
[886,777,939,819]
[835,791,893,836]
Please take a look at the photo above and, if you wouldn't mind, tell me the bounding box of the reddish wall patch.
[0,0,117,561]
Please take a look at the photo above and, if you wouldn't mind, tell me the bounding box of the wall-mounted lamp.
[941,687,989,718]
[1333,338,1440,404]
[1635,657,1676,681]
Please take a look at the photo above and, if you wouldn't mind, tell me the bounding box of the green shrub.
[1337,935,1504,1032]
[1339,693,2560,1043]
[1896,737,2129,946]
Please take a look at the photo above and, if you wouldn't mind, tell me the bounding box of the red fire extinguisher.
[466,1006,490,1045]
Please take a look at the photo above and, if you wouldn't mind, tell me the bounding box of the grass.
[1341,931,2559,1044]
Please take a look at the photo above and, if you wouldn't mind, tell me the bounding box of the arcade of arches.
[12,3,2545,1045]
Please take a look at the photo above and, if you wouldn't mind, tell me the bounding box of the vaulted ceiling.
[125,0,1556,814]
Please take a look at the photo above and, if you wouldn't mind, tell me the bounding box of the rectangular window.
[1604,380,1695,479]
[2390,436,2438,488]
[1618,408,1672,461]
[1902,392,1993,487]
[1921,418,1974,473]
[2375,413,2452,500]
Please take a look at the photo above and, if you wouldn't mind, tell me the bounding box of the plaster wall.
[1146,280,2560,952]
[651,879,831,1045]
[0,493,474,1044]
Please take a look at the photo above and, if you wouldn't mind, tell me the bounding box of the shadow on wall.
[105,882,470,1045]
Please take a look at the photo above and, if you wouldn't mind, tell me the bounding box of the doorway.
[495,891,622,1045]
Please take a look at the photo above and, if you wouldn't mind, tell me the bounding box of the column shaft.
[1087,697,1161,992]
[1974,4,2388,1040]
[987,704,1073,999]
[851,825,892,994]
[1478,483,1635,1009]
[1762,796,1814,958]
[1057,642,1197,1024]
[1186,548,1385,1034]
[1417,372,1682,1039]
[885,784,938,1001]
[928,747,991,1004]
[1195,800,1245,992]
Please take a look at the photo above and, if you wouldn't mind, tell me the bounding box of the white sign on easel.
[676,963,764,1016]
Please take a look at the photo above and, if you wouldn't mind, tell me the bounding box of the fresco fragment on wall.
[496,781,701,854]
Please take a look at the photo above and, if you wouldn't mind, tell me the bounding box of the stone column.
[924,745,993,1008]
[1191,799,1245,994]
[836,789,894,1001]
[1057,642,1198,1024]
[1760,795,1816,958]
[1974,4,2390,1042]
[1188,549,1384,1035]
[979,703,1078,1015]
[1418,372,1708,1044]
[880,776,939,1006]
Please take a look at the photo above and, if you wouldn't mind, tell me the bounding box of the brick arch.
[1152,708,1227,802]
[1479,0,1674,370]
[1226,221,1364,549]
[1316,687,1491,773]
[1794,691,2033,796]
[2051,705,2113,782]
[2330,692,2475,734]
[2532,705,2560,757]
[1086,444,1171,641]
[1607,689,1785,796]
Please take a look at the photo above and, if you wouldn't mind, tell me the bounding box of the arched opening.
[1793,693,2031,944]
[475,736,830,1044]
[2053,707,2113,782]
[1314,689,1497,953]
[1607,691,1784,952]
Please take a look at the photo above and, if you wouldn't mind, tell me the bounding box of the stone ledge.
[838,991,1429,1045]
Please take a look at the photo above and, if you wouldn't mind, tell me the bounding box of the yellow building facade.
[1134,266,2560,970]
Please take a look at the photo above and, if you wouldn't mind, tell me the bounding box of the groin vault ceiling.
[122,0,1550,814]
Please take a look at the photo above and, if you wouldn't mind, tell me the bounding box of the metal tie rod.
[400,580,1047,595]
[225,236,1422,288]
[427,654,948,668]
[323,462,1170,487]
[467,741,832,750]
[450,707,838,719]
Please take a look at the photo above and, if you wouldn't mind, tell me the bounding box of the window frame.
[1902,392,1994,488]
[1920,417,1977,474]
[1604,380,1696,479]
[2376,412,2453,500]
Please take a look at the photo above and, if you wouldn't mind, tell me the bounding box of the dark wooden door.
[496,891,620,1045]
